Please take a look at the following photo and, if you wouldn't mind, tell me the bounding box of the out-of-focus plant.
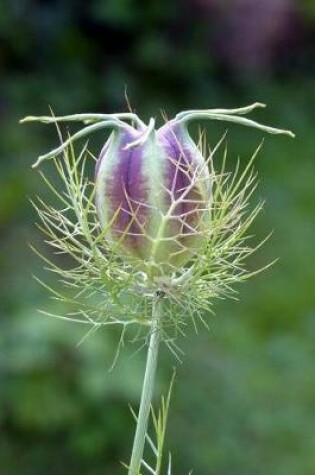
[20,103,293,474]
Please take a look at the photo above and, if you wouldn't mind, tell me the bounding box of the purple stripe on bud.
[95,127,149,257]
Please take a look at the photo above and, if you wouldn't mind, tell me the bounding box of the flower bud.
[95,119,211,276]
[24,104,294,278]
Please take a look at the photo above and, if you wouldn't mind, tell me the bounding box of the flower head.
[21,103,294,347]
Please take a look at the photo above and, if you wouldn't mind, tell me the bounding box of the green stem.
[128,292,163,475]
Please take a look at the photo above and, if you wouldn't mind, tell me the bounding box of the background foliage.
[1,1,314,474]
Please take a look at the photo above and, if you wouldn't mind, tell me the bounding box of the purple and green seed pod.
[95,119,212,276]
[25,103,294,277]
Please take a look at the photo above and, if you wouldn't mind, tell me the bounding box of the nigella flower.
[21,103,294,329]
[23,103,293,284]
[22,103,294,475]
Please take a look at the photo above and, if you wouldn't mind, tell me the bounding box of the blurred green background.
[1,1,315,474]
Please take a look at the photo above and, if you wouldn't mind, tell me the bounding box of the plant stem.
[128,292,163,475]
